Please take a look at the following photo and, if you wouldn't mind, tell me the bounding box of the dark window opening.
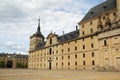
[50,39,52,44]
[75,54,77,58]
[92,61,95,65]
[91,43,94,48]
[83,45,85,49]
[83,61,86,66]
[75,46,77,50]
[104,40,107,46]
[49,48,52,55]
[92,52,94,57]
[83,53,85,58]
[75,62,77,66]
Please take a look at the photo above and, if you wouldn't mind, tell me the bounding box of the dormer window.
[103,6,107,10]
[90,12,94,16]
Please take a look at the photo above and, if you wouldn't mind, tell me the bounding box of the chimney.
[76,26,78,30]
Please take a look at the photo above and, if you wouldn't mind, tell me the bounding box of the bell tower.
[29,18,44,51]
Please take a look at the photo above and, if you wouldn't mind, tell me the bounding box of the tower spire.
[36,17,41,34]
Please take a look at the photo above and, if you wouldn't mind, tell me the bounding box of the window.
[91,43,94,48]
[82,31,84,35]
[62,56,64,60]
[83,53,85,58]
[68,62,70,66]
[68,48,70,52]
[56,50,58,54]
[68,55,70,59]
[82,25,84,27]
[83,61,86,65]
[75,62,77,66]
[92,52,94,57]
[91,36,93,39]
[75,54,77,59]
[75,46,77,50]
[83,45,85,49]
[56,63,58,66]
[49,48,52,55]
[56,57,58,60]
[113,12,116,16]
[91,29,93,33]
[103,16,105,20]
[75,40,77,43]
[90,21,92,25]
[62,62,64,66]
[68,42,70,45]
[62,49,64,53]
[50,39,52,44]
[104,40,107,46]
[92,61,95,65]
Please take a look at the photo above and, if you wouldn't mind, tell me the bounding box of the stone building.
[0,53,28,68]
[28,0,120,71]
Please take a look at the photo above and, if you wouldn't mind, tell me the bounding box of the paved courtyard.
[0,69,120,80]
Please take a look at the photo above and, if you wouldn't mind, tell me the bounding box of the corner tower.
[29,18,44,51]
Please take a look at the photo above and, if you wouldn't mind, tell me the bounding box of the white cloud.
[0,0,104,54]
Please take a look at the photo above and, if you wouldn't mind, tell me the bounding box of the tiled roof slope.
[80,0,116,22]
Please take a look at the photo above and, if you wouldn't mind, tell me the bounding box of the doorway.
[7,60,13,68]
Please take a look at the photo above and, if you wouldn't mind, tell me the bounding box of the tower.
[29,18,44,51]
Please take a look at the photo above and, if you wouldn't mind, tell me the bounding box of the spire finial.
[36,17,41,34]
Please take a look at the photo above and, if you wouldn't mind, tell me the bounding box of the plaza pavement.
[0,69,120,80]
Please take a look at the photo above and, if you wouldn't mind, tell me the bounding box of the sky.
[0,0,105,54]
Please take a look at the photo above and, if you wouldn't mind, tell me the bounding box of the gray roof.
[58,30,79,42]
[80,0,116,22]
[36,30,79,49]
[14,55,28,58]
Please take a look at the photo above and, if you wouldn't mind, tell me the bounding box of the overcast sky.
[0,0,105,54]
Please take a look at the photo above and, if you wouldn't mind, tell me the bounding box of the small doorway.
[7,60,13,68]
[49,61,52,70]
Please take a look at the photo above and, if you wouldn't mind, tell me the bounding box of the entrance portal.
[7,60,13,68]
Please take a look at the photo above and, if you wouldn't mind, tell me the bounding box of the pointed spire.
[36,17,41,34]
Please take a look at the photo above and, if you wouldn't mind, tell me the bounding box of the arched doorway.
[7,60,13,68]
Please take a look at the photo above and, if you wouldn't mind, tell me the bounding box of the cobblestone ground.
[0,69,120,80]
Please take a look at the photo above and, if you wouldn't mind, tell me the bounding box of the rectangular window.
[92,52,94,57]
[75,62,77,66]
[68,48,70,52]
[68,62,70,66]
[62,62,63,66]
[92,61,95,65]
[91,29,93,33]
[83,45,85,49]
[56,57,58,60]
[68,55,70,59]
[104,40,107,46]
[82,31,84,35]
[75,54,77,59]
[83,61,86,65]
[83,53,85,58]
[75,46,77,51]
[91,43,94,48]
[62,56,64,60]
[62,49,64,53]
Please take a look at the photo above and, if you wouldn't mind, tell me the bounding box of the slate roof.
[80,0,116,22]
[35,30,79,50]
[36,42,46,49]
[58,30,79,42]
[30,32,44,39]
[14,55,28,58]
